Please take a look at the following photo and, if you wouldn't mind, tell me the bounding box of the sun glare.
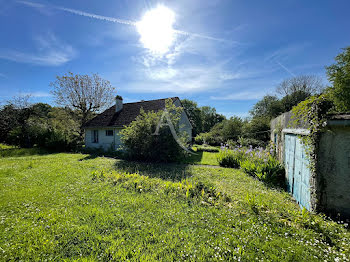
[136,5,176,54]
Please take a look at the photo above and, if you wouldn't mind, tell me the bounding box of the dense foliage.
[326,46,350,112]
[181,99,225,136]
[217,146,285,188]
[194,117,244,145]
[0,101,81,150]
[120,99,189,162]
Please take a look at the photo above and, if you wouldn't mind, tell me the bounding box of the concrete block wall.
[317,126,350,217]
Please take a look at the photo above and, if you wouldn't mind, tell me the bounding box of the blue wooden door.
[284,134,296,193]
[284,134,311,210]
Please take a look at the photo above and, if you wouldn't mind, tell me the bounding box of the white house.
[83,97,192,151]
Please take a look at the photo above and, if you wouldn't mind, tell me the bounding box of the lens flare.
[136,5,176,54]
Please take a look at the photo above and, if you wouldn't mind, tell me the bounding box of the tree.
[243,116,270,143]
[210,117,243,141]
[249,95,282,119]
[276,75,324,97]
[181,99,202,137]
[51,72,115,136]
[326,47,350,112]
[200,106,225,133]
[4,95,34,147]
[0,104,19,144]
[280,90,310,112]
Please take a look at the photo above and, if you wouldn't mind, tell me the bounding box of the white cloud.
[18,1,227,43]
[275,61,295,77]
[16,0,53,16]
[147,68,178,81]
[0,33,76,66]
[219,72,242,80]
[17,0,45,9]
[219,111,250,119]
[264,43,310,62]
[210,91,267,101]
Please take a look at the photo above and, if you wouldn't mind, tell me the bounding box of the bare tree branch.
[276,75,324,97]
[50,72,116,136]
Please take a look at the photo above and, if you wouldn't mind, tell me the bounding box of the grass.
[0,147,49,158]
[192,144,220,153]
[180,150,219,166]
[0,143,16,150]
[0,151,349,261]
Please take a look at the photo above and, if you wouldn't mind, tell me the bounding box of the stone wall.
[317,125,350,217]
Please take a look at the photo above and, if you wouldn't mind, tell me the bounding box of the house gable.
[83,97,179,128]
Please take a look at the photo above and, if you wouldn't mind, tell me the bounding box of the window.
[92,130,99,143]
[106,130,113,136]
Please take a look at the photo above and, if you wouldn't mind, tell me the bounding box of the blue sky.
[0,0,349,118]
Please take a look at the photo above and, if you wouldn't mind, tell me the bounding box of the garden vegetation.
[0,150,349,261]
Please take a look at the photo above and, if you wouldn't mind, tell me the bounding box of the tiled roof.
[83,97,179,128]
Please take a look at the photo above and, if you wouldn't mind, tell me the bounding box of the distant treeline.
[0,101,82,151]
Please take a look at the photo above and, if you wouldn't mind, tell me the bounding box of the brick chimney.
[115,95,123,112]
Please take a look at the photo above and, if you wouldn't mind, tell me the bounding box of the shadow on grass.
[178,151,204,165]
[79,147,202,181]
[113,160,194,181]
[79,154,100,161]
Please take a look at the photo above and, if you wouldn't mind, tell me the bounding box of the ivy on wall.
[290,94,334,211]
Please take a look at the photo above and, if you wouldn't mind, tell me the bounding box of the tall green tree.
[181,99,202,137]
[249,95,282,119]
[280,90,311,112]
[200,106,225,133]
[210,116,243,141]
[0,104,19,144]
[243,116,270,142]
[326,47,350,112]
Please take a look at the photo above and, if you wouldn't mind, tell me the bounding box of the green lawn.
[0,143,17,150]
[0,151,349,261]
[180,150,219,166]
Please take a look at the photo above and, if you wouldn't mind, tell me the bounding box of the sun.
[136,5,176,54]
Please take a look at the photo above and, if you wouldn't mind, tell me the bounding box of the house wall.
[317,126,350,217]
[85,128,123,151]
[84,98,193,151]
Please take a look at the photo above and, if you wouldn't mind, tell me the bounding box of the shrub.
[226,139,237,149]
[240,155,285,187]
[237,137,267,148]
[217,146,286,188]
[194,144,219,152]
[216,149,245,168]
[195,132,223,146]
[120,99,189,162]
[194,134,205,145]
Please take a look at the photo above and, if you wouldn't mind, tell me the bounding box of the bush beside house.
[120,100,190,162]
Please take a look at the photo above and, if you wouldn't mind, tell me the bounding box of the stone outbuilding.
[271,112,350,218]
